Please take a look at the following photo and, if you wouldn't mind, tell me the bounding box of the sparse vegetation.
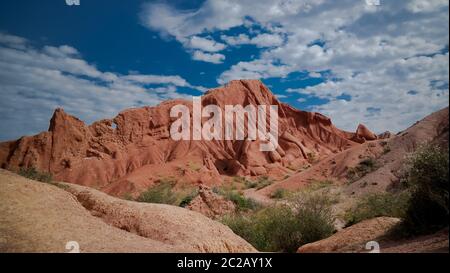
[344,192,411,227]
[16,167,71,190]
[306,152,318,164]
[271,188,289,199]
[179,189,199,207]
[346,158,380,183]
[304,179,334,192]
[232,176,275,190]
[399,144,449,235]
[214,187,261,211]
[18,167,53,183]
[137,180,178,205]
[122,193,134,201]
[254,176,274,190]
[221,192,335,252]
[187,161,202,172]
[232,176,256,189]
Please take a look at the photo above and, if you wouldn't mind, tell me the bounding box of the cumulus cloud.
[139,2,232,63]
[221,33,284,48]
[141,0,448,132]
[0,33,206,140]
[186,36,227,52]
[192,50,225,64]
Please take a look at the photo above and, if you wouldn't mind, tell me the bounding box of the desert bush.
[122,193,134,201]
[290,192,335,244]
[221,192,335,252]
[233,176,257,189]
[230,176,274,190]
[212,186,260,211]
[18,167,53,183]
[178,189,199,207]
[137,180,178,205]
[221,205,302,252]
[400,144,449,235]
[254,176,274,190]
[346,158,379,182]
[306,152,318,164]
[304,179,334,192]
[344,192,411,227]
[271,188,289,199]
[224,190,261,211]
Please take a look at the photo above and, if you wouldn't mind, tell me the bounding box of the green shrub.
[230,176,274,190]
[400,144,449,235]
[18,167,53,183]
[254,176,274,190]
[305,180,334,192]
[137,181,178,205]
[346,158,379,182]
[232,176,257,189]
[344,192,410,227]
[271,188,288,199]
[223,190,261,211]
[179,189,199,207]
[221,205,301,252]
[221,192,335,252]
[122,193,134,201]
[245,181,259,189]
[291,193,335,245]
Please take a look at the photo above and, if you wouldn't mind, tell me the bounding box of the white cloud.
[0,33,206,140]
[123,74,189,87]
[250,33,284,47]
[0,33,27,49]
[192,50,225,64]
[188,0,448,132]
[308,72,321,78]
[221,33,284,48]
[186,36,226,52]
[192,0,447,133]
[407,0,448,13]
[220,34,251,46]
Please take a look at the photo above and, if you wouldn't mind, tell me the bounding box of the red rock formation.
[0,80,373,196]
[187,185,236,219]
[352,124,378,143]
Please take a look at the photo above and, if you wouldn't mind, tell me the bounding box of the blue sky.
[0,0,448,141]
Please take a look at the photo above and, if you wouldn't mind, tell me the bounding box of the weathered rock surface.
[259,106,449,197]
[0,80,372,197]
[297,216,449,253]
[297,217,401,253]
[0,169,256,253]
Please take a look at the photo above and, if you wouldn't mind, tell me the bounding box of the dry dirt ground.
[298,217,449,253]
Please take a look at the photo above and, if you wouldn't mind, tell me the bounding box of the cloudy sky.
[0,0,448,141]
